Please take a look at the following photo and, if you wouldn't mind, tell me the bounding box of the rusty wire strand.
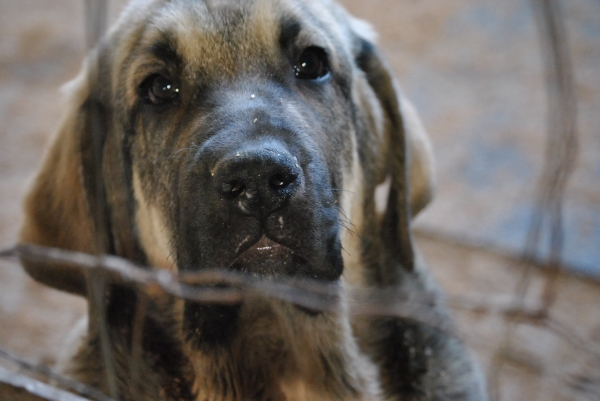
[84,0,119,398]
[3,243,600,360]
[490,0,580,400]
[8,244,439,323]
[0,347,114,401]
[130,291,149,400]
[1,243,599,398]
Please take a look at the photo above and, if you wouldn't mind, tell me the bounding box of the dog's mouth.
[184,235,325,348]
[229,235,310,277]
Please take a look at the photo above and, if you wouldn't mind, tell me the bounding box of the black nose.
[212,143,302,217]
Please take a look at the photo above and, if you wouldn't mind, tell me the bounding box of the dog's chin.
[184,238,337,349]
[229,236,310,278]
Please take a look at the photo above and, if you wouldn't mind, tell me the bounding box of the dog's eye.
[140,74,180,105]
[294,47,330,80]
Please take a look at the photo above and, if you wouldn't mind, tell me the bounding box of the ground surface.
[0,0,598,400]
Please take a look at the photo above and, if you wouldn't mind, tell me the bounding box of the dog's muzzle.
[211,141,317,277]
[175,92,344,286]
[177,97,344,346]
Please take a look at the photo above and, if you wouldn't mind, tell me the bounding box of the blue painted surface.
[492,202,600,277]
[584,19,600,39]
[448,2,532,39]
[405,0,600,276]
[494,204,532,252]
[462,137,533,190]
[563,206,600,276]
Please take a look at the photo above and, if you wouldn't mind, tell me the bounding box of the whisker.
[331,188,355,194]
[336,206,358,231]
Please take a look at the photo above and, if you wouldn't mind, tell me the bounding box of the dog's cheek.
[339,134,367,287]
[132,169,176,270]
[374,175,392,220]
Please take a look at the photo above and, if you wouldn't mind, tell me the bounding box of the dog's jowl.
[20,0,487,400]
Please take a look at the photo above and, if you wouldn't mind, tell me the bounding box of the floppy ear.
[349,18,436,219]
[20,52,146,296]
[399,96,436,217]
[20,68,98,295]
[19,52,144,295]
[349,18,436,274]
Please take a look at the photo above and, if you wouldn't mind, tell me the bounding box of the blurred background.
[0,0,598,399]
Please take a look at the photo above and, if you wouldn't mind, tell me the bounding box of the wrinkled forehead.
[110,0,351,81]
[147,0,281,77]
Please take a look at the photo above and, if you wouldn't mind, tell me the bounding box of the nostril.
[269,173,297,190]
[221,180,245,197]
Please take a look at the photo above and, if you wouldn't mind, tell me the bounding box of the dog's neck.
[70,291,381,401]
[186,297,381,401]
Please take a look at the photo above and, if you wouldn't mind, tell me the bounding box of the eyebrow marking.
[148,31,182,65]
[278,16,302,51]
[354,37,375,73]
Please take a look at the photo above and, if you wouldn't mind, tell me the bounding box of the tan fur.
[401,96,436,216]
[20,69,95,294]
[186,297,381,400]
[132,169,175,270]
[340,145,367,288]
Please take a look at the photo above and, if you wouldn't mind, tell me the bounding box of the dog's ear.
[20,69,94,295]
[349,17,436,218]
[20,62,106,296]
[348,17,436,274]
[21,51,146,295]
[398,96,436,217]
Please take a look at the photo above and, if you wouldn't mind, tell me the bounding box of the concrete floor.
[0,0,598,400]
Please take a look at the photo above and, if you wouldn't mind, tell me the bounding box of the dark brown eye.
[294,47,330,80]
[140,74,180,105]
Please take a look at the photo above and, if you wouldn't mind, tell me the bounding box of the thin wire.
[84,0,118,399]
[491,0,579,399]
[0,347,114,401]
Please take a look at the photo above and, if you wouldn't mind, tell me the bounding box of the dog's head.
[21,0,434,317]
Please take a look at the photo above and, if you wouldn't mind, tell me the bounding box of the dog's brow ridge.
[278,16,303,51]
[149,39,182,65]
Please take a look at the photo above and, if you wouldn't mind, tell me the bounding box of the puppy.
[20,0,487,400]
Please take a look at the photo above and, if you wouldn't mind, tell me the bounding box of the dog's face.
[18,0,448,398]
[20,0,435,341]
[126,0,357,283]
